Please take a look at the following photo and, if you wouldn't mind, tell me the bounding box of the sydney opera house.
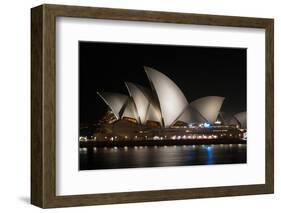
[81,67,246,145]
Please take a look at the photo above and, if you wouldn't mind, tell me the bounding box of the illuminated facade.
[97,67,226,127]
[89,67,247,143]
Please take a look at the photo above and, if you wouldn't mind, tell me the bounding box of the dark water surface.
[79,144,246,170]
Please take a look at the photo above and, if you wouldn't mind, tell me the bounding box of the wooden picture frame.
[31,4,274,208]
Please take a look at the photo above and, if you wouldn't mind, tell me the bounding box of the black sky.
[79,41,246,125]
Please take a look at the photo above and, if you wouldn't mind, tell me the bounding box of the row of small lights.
[80,133,242,142]
[79,143,245,152]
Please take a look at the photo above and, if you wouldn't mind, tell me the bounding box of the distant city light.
[214,120,222,125]
[153,136,160,140]
[203,123,211,128]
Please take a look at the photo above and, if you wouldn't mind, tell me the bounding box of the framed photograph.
[31,4,274,208]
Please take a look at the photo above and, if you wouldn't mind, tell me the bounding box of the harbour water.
[79,143,246,170]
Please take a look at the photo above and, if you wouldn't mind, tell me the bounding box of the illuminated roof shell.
[97,92,128,119]
[98,69,230,127]
[125,82,163,125]
[125,82,150,124]
[177,106,207,124]
[121,98,139,121]
[230,112,247,129]
[190,96,225,124]
[144,67,188,127]
[145,103,162,124]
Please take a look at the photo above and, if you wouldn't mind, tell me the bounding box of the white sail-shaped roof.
[125,82,162,125]
[125,82,150,124]
[97,92,128,119]
[190,96,225,124]
[135,84,162,125]
[230,112,247,129]
[177,106,206,124]
[144,66,188,127]
[121,98,139,121]
[145,103,162,124]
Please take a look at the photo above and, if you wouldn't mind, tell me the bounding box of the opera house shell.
[97,67,232,128]
[75,66,248,144]
[229,112,247,129]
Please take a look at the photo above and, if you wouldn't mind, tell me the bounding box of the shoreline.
[79,139,246,148]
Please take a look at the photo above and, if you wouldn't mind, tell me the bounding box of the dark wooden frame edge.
[31,4,274,208]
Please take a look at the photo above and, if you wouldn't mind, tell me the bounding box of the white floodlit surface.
[177,106,205,124]
[145,67,189,127]
[125,82,150,124]
[56,17,265,195]
[145,102,163,124]
[231,112,247,129]
[190,96,225,124]
[97,92,128,119]
[121,98,139,121]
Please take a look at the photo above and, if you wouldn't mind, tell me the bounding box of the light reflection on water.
[79,144,246,170]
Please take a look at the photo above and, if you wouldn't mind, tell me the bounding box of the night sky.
[79,41,246,125]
